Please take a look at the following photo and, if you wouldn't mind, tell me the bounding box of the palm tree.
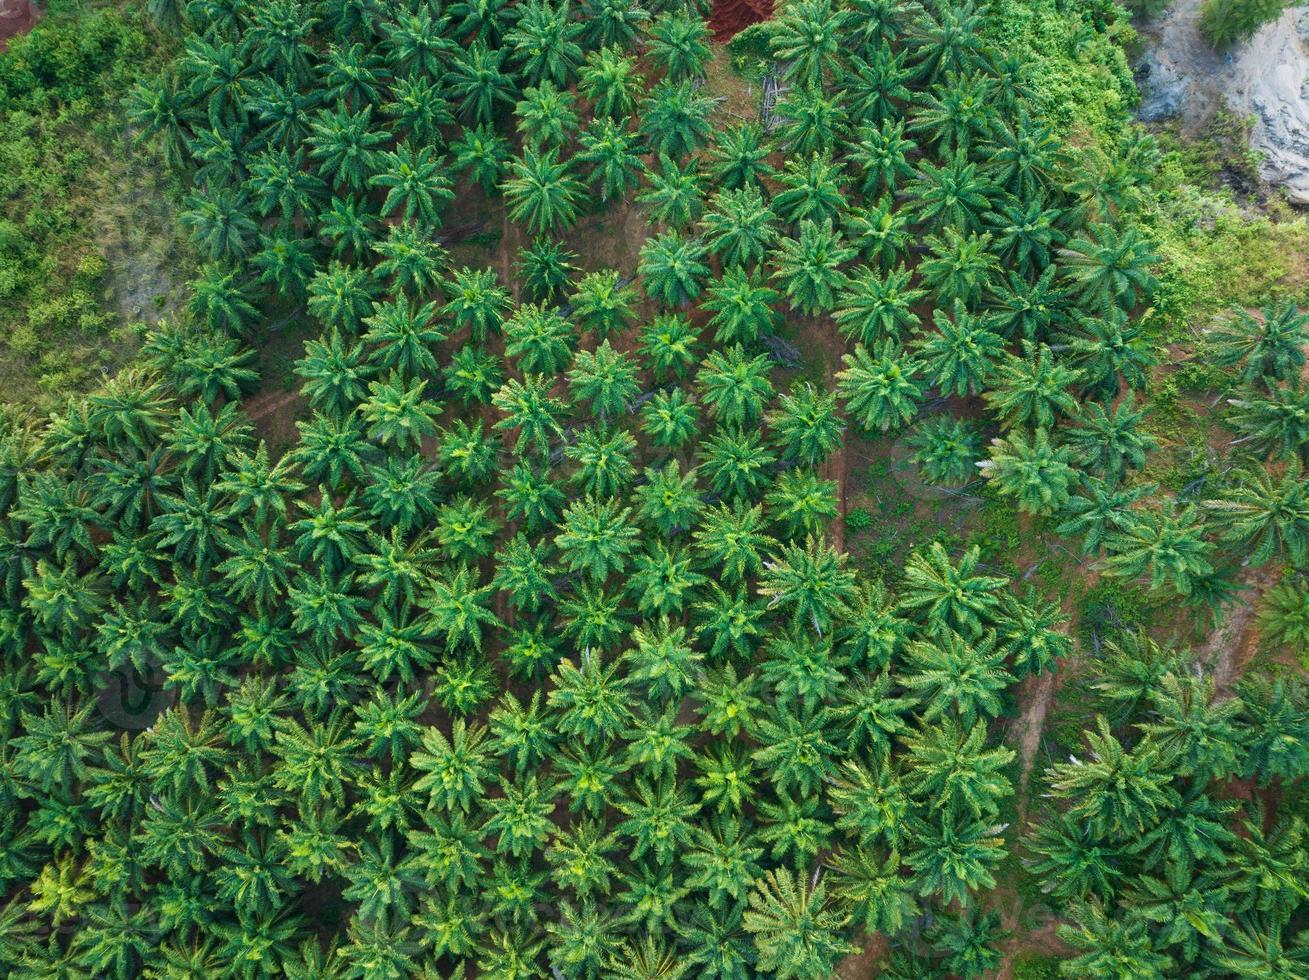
[371,222,448,296]
[835,264,925,346]
[369,140,454,226]
[1103,503,1215,596]
[577,116,645,203]
[707,121,775,189]
[441,267,512,344]
[518,237,580,303]
[905,810,1007,907]
[502,146,586,236]
[696,345,775,427]
[504,302,577,374]
[572,270,638,339]
[772,219,854,316]
[515,80,581,150]
[919,227,999,306]
[568,340,640,417]
[699,187,778,270]
[580,46,643,119]
[307,101,390,192]
[1060,223,1159,312]
[447,42,518,125]
[637,153,704,230]
[250,233,315,300]
[977,427,1078,516]
[639,80,713,160]
[450,122,513,196]
[768,382,843,467]
[555,496,640,582]
[773,153,848,227]
[1064,395,1159,483]
[1207,299,1309,387]
[845,195,913,272]
[1205,460,1309,566]
[758,535,857,635]
[984,342,1082,430]
[1056,901,1174,979]
[493,369,569,457]
[909,150,998,233]
[181,187,258,262]
[638,388,701,449]
[1046,716,1179,840]
[770,0,848,88]
[639,232,710,307]
[743,867,854,980]
[188,263,260,335]
[701,267,782,346]
[507,0,586,86]
[775,86,846,157]
[362,296,444,379]
[565,424,638,498]
[1228,379,1309,462]
[359,375,440,451]
[836,340,923,433]
[648,10,711,81]
[699,426,777,503]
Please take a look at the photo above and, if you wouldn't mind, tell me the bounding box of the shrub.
[844,506,874,531]
[1200,0,1285,48]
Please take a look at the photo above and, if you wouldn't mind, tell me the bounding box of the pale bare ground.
[1206,566,1277,697]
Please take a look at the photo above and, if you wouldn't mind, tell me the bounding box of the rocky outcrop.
[0,0,38,51]
[1137,2,1309,203]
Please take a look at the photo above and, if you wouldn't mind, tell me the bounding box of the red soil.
[709,0,772,42]
[0,0,37,51]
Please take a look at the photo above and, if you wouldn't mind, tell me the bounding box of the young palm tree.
[1064,395,1159,484]
[518,237,580,303]
[647,10,712,82]
[836,341,924,432]
[919,227,1000,307]
[977,427,1078,516]
[844,196,913,271]
[905,810,1007,908]
[768,382,843,467]
[1207,299,1309,387]
[502,146,586,236]
[700,186,778,268]
[450,122,514,195]
[1056,901,1174,979]
[555,496,640,582]
[577,116,645,203]
[772,219,854,316]
[506,0,585,86]
[743,867,854,980]
[639,232,710,307]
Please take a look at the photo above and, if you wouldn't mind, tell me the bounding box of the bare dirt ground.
[0,0,37,51]
[1205,566,1278,695]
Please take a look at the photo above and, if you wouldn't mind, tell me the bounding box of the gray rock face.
[1136,49,1191,122]
[1137,2,1309,202]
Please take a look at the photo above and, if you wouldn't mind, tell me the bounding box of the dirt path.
[0,0,37,51]
[1205,566,1276,696]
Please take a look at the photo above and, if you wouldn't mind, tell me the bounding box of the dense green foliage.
[0,3,179,400]
[0,0,1307,976]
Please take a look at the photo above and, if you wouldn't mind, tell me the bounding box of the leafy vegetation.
[0,0,1306,976]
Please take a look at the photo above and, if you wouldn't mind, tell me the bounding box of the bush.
[1200,0,1285,48]
[844,506,874,531]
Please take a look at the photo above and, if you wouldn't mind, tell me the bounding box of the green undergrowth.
[0,1,186,407]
